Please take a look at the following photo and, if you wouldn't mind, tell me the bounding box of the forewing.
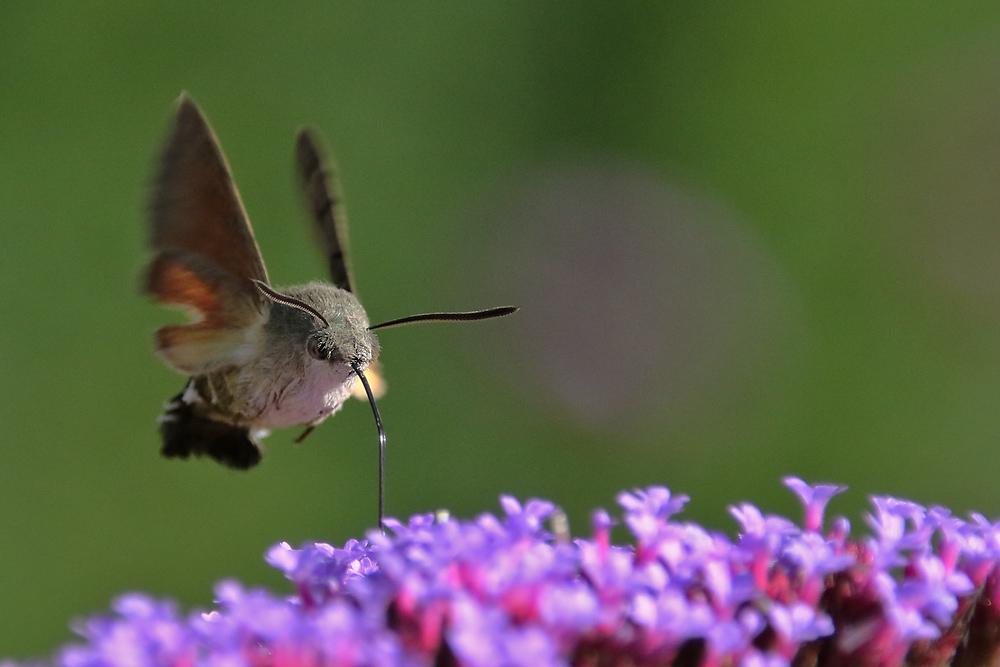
[149,94,270,292]
[295,129,354,292]
[145,94,270,374]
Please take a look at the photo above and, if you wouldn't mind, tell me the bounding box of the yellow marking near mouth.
[352,361,387,400]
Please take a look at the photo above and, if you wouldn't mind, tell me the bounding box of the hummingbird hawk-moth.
[145,94,514,525]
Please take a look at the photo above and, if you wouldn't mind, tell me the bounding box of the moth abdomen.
[158,384,263,469]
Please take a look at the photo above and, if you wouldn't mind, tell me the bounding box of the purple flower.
[783,476,845,533]
[10,481,1000,667]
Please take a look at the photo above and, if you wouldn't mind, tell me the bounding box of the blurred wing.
[145,94,269,374]
[297,132,381,399]
[295,129,354,293]
[146,252,267,375]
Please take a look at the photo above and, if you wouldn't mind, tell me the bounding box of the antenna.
[369,306,518,331]
[253,280,331,327]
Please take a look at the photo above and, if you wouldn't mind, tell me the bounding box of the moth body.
[155,278,379,467]
[208,282,379,430]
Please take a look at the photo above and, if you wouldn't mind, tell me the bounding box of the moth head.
[254,280,380,369]
[305,325,381,368]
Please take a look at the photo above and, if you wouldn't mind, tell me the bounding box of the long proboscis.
[352,364,386,533]
[360,305,515,531]
[369,306,518,331]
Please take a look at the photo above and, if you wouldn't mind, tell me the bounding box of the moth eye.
[306,337,326,361]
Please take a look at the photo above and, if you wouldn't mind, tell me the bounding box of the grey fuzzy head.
[263,281,380,369]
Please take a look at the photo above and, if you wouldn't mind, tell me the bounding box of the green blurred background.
[4,1,1000,657]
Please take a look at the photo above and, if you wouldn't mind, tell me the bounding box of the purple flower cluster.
[12,479,1000,667]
